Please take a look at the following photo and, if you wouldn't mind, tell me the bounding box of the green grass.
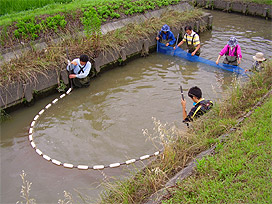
[0,0,182,49]
[0,0,182,26]
[0,0,72,16]
[229,0,272,5]
[162,96,272,204]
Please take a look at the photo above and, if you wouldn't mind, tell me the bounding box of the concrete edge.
[194,0,272,19]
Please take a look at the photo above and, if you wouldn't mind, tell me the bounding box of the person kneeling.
[67,54,92,88]
[181,86,213,123]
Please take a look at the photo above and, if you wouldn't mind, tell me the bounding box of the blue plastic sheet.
[157,42,246,75]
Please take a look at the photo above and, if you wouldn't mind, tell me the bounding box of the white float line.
[36,148,43,156]
[29,134,33,142]
[66,88,72,94]
[30,138,161,170]
[30,141,36,149]
[45,103,52,109]
[52,98,58,104]
[39,109,45,115]
[77,165,89,170]
[31,121,35,127]
[34,115,39,121]
[52,159,62,166]
[63,163,74,168]
[29,88,163,170]
[60,94,66,99]
[29,128,33,134]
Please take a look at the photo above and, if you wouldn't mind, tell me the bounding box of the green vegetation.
[0,0,72,16]
[0,108,10,122]
[163,96,272,203]
[81,7,101,37]
[0,0,182,48]
[13,14,67,40]
[99,61,272,203]
[229,0,272,5]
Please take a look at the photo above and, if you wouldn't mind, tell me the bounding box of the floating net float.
[28,88,161,170]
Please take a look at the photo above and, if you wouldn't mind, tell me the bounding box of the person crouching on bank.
[67,54,92,88]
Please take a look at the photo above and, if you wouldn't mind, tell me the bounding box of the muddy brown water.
[1,10,271,203]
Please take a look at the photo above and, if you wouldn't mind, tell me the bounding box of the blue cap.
[161,24,170,32]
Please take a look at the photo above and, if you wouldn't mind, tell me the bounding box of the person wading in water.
[156,24,176,47]
[174,25,201,56]
[181,86,213,124]
[216,36,242,66]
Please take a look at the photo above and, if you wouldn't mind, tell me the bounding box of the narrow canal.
[1,10,271,203]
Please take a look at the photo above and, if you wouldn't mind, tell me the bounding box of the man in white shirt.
[67,54,92,88]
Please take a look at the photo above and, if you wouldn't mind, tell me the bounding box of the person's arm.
[67,59,76,71]
[216,55,222,64]
[181,98,187,120]
[237,45,242,64]
[216,45,228,64]
[68,59,78,79]
[156,31,161,41]
[174,39,184,50]
[192,44,200,56]
[167,32,176,46]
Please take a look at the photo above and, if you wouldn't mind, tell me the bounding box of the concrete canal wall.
[0,1,213,111]
[194,0,272,19]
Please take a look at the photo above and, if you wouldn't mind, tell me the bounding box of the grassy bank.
[162,95,272,203]
[98,61,272,203]
[230,0,271,4]
[0,0,182,48]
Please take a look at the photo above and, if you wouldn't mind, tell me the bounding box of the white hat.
[253,52,266,62]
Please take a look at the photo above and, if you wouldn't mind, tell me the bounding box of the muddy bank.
[0,2,212,112]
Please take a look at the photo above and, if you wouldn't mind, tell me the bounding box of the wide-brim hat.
[253,52,266,61]
[161,24,170,32]
[227,37,238,47]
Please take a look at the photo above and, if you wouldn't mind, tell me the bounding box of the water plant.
[16,170,36,204]
[0,108,10,122]
[57,80,67,92]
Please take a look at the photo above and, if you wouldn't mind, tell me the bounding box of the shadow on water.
[1,10,272,203]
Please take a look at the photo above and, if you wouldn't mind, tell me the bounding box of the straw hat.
[253,52,266,61]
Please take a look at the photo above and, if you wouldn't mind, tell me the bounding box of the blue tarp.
[157,42,246,75]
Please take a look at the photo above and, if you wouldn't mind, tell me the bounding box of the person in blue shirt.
[156,24,176,47]
[67,54,92,88]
